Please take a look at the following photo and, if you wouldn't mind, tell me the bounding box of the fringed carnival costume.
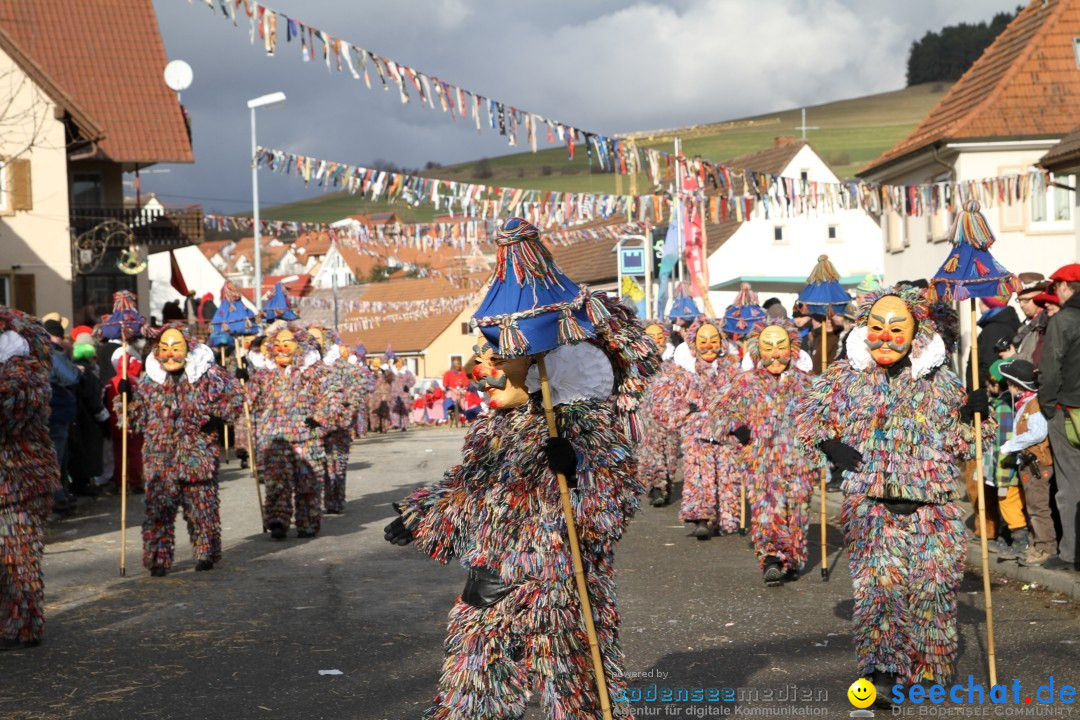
[122,323,242,575]
[719,320,820,585]
[669,316,743,538]
[246,323,345,539]
[384,218,660,720]
[795,287,993,690]
[309,327,365,515]
[0,309,60,649]
[637,321,683,507]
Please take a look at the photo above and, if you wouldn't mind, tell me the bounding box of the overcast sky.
[148,0,1021,213]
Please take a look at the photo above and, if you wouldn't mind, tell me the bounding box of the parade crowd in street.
[3,213,1079,717]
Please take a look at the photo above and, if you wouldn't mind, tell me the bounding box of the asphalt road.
[3,427,1079,719]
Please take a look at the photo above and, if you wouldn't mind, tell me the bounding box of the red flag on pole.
[170,250,190,296]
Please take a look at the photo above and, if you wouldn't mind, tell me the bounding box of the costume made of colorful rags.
[386,217,659,720]
[246,323,345,539]
[351,345,376,437]
[721,320,821,583]
[390,358,415,430]
[638,321,682,507]
[669,317,743,537]
[0,309,60,648]
[796,287,993,689]
[122,324,242,574]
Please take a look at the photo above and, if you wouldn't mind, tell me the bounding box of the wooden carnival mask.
[866,295,915,367]
[308,326,327,351]
[694,323,722,363]
[644,323,666,349]
[472,339,530,410]
[273,330,299,368]
[759,325,791,375]
[156,328,189,374]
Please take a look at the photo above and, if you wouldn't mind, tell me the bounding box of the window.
[0,274,9,307]
[449,354,463,370]
[826,224,839,242]
[0,158,30,214]
[71,173,103,208]
[799,169,809,183]
[1029,174,1074,230]
[1074,37,1080,68]
[461,322,471,335]
[773,226,784,242]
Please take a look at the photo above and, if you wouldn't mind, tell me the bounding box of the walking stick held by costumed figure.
[929,200,1021,687]
[797,256,850,582]
[724,282,766,537]
[96,291,146,577]
[537,357,613,720]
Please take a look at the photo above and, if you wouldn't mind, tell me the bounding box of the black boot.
[869,672,899,708]
[195,560,214,572]
[296,529,317,539]
[240,457,249,470]
[693,520,712,540]
[150,566,167,577]
[763,557,784,586]
[268,521,287,540]
[785,567,801,581]
[649,487,666,507]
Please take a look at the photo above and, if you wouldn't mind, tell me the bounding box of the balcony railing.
[70,205,204,251]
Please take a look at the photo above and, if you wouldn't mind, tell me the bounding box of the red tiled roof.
[726,139,810,176]
[1041,121,1080,171]
[861,0,1080,175]
[551,239,618,285]
[0,0,193,165]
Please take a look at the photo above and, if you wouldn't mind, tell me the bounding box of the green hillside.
[262,83,949,224]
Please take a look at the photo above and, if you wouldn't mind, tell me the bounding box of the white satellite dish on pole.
[164,60,193,101]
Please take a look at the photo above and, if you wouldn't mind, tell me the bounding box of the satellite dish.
[164,60,193,92]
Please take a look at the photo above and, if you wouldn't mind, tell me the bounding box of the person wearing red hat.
[1038,264,1080,571]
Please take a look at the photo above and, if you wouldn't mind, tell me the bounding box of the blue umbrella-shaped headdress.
[212,280,259,337]
[798,255,850,316]
[262,282,299,323]
[928,201,1022,302]
[95,290,145,342]
[723,282,767,340]
[666,282,701,322]
[470,217,603,358]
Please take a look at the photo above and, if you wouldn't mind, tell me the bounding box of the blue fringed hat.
[95,290,145,342]
[723,282,766,340]
[262,282,299,323]
[208,328,233,348]
[470,217,602,358]
[929,201,1022,302]
[667,283,700,322]
[213,280,259,336]
[798,255,851,316]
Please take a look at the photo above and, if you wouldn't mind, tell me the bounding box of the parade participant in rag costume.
[389,355,415,431]
[245,323,345,539]
[118,323,242,575]
[638,321,682,507]
[718,320,820,585]
[351,343,376,437]
[0,309,60,650]
[668,316,743,538]
[796,286,992,696]
[232,335,265,471]
[308,326,364,515]
[384,217,659,720]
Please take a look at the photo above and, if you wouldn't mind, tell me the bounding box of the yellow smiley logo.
[847,678,876,709]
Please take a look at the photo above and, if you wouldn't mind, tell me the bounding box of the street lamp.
[247,91,286,311]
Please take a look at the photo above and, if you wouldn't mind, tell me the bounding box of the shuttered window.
[13,273,35,315]
[10,159,31,211]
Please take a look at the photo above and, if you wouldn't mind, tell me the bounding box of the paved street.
[3,427,1079,720]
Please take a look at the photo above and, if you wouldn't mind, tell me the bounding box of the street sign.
[619,246,646,275]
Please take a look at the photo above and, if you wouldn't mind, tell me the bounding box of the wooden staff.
[819,316,829,581]
[739,338,747,536]
[235,337,266,531]
[537,357,613,720]
[220,347,230,463]
[969,301,997,685]
[119,339,130,577]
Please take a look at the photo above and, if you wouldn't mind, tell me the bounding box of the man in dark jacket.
[42,319,79,514]
[1039,264,1080,571]
[966,296,1020,389]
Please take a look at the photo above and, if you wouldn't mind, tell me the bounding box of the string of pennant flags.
[255,145,1055,227]
[294,293,477,318]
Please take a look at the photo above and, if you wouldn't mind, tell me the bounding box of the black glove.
[235,366,249,382]
[688,402,701,414]
[544,437,578,487]
[730,425,752,446]
[819,438,863,472]
[304,417,321,430]
[960,388,989,423]
[200,416,224,434]
[999,453,1019,470]
[383,503,413,546]
[117,378,133,400]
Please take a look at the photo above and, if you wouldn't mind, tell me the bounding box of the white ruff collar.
[0,330,29,363]
[248,351,267,370]
[846,325,946,380]
[525,343,614,405]
[322,344,341,366]
[144,343,214,385]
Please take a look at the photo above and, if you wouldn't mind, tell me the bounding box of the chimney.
[774,136,795,147]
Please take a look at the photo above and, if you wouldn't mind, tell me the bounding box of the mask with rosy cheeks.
[758,325,791,375]
[471,341,528,408]
[273,330,298,368]
[694,323,723,363]
[156,328,189,373]
[865,295,915,366]
[644,324,666,349]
